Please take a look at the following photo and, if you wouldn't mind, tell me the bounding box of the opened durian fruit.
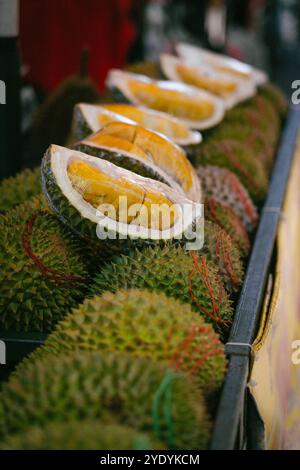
[73,102,202,145]
[160,53,256,109]
[106,69,225,129]
[74,121,201,202]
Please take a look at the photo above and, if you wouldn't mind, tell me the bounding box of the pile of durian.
[0,45,287,450]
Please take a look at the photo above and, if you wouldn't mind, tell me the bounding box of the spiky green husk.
[23,289,226,392]
[224,105,278,142]
[205,198,250,258]
[197,165,258,232]
[258,83,288,119]
[204,122,274,172]
[204,221,244,292]
[0,197,88,332]
[0,167,41,213]
[0,421,164,450]
[0,351,211,449]
[90,245,233,335]
[193,139,268,204]
[243,94,281,132]
[75,143,170,185]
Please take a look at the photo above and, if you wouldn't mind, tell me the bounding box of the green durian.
[90,245,233,335]
[193,139,268,204]
[22,289,226,392]
[197,165,258,232]
[205,197,250,258]
[0,421,164,450]
[243,94,280,132]
[204,122,275,172]
[0,167,41,213]
[224,105,277,143]
[0,351,211,449]
[0,197,88,332]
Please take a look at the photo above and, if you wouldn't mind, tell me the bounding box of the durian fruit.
[106,69,225,130]
[243,94,280,132]
[0,197,88,332]
[176,42,268,87]
[73,102,201,146]
[90,244,234,335]
[160,53,256,109]
[205,197,250,258]
[42,145,202,247]
[75,121,201,202]
[0,167,41,213]
[258,83,288,119]
[194,139,268,203]
[0,422,164,450]
[204,122,274,172]
[197,165,258,232]
[23,289,226,392]
[204,221,244,292]
[0,351,212,449]
[223,106,277,147]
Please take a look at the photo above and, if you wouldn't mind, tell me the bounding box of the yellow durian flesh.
[176,63,237,95]
[128,79,214,121]
[67,160,176,230]
[97,122,194,193]
[103,103,190,140]
[85,133,150,161]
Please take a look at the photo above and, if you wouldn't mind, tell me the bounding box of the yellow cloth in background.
[249,136,300,450]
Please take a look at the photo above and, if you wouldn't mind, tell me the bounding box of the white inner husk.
[50,145,202,240]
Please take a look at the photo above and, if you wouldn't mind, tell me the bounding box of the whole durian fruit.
[243,94,280,134]
[194,139,268,204]
[205,197,250,258]
[0,421,164,450]
[0,351,211,449]
[224,106,277,143]
[0,167,41,213]
[197,165,258,232]
[90,245,233,335]
[0,198,88,332]
[23,289,226,392]
[204,122,274,172]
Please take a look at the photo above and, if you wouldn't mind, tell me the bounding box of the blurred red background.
[20,0,137,92]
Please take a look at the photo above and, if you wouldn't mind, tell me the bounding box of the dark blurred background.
[1,0,300,179]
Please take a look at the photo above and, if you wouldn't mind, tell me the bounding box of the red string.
[167,323,224,376]
[188,252,230,326]
[215,229,239,286]
[217,140,259,193]
[206,198,250,252]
